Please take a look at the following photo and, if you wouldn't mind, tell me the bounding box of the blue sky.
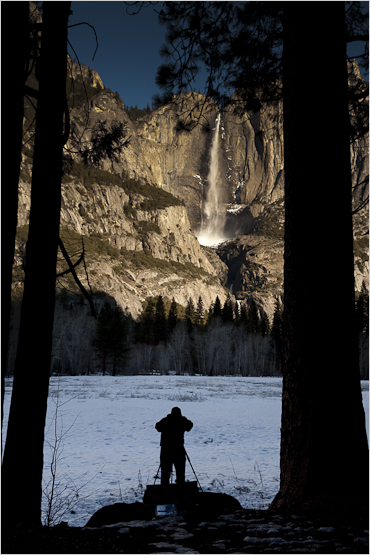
[68,2,167,109]
[68,1,207,109]
[68,2,368,110]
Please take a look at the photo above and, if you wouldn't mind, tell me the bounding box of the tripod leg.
[184,448,203,491]
[154,462,161,485]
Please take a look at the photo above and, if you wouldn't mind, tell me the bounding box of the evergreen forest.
[7,288,368,379]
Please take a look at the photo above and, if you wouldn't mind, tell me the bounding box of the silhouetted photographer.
[155,407,193,486]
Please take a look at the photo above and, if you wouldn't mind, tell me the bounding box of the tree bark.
[1,1,29,428]
[2,2,71,527]
[272,2,368,510]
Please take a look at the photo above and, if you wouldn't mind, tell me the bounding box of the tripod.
[154,448,202,491]
[184,448,203,491]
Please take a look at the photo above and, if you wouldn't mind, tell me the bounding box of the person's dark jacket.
[155,412,193,448]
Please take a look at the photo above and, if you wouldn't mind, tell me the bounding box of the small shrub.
[59,228,120,261]
[169,391,204,402]
[135,220,161,236]
[63,162,122,189]
[124,204,137,219]
[121,174,184,210]
[66,74,103,110]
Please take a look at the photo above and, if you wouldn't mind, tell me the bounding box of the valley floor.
[2,375,369,533]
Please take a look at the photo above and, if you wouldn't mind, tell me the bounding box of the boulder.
[185,492,242,522]
[84,501,153,528]
[85,487,242,528]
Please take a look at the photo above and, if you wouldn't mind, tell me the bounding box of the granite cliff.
[15,58,369,326]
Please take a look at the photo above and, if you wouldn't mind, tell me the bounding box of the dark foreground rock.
[85,490,243,528]
[2,507,369,554]
[85,501,153,528]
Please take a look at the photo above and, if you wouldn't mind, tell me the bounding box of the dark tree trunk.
[272,3,368,510]
[1,2,29,427]
[2,2,71,527]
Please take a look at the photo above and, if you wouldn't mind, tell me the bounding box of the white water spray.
[197,114,229,247]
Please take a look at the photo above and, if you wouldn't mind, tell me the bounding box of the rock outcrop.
[134,94,285,231]
[15,58,369,324]
[134,94,218,228]
[16,178,228,319]
[67,54,104,90]
[217,234,284,322]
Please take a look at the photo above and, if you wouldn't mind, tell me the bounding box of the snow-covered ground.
[2,375,369,527]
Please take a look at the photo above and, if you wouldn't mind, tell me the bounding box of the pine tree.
[2,2,71,526]
[185,297,195,332]
[276,3,369,507]
[260,312,270,336]
[246,299,260,334]
[239,302,248,327]
[195,295,205,325]
[3,2,29,423]
[234,300,241,323]
[93,303,130,375]
[168,297,178,333]
[110,306,130,375]
[222,296,234,323]
[137,297,156,344]
[212,296,222,319]
[271,300,283,360]
[93,303,112,375]
[154,295,167,344]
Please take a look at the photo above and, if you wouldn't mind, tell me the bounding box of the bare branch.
[58,238,97,318]
[56,248,84,277]
[352,196,369,215]
[68,22,99,61]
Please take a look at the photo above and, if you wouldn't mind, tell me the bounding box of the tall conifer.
[154,295,167,344]
[168,297,178,333]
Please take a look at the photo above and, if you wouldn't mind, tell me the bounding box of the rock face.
[217,235,284,322]
[15,59,369,324]
[131,89,368,320]
[136,94,219,228]
[16,180,228,319]
[67,54,104,90]
[131,90,368,318]
[221,101,285,207]
[134,95,285,231]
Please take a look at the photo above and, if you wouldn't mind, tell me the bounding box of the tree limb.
[56,249,84,277]
[352,196,369,215]
[58,238,96,317]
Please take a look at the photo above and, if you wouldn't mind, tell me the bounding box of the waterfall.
[197,114,229,247]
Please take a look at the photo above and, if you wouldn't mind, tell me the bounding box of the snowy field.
[2,375,369,527]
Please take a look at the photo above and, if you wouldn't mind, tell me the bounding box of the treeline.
[6,286,368,379]
[129,295,284,377]
[90,294,285,377]
[125,103,154,121]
